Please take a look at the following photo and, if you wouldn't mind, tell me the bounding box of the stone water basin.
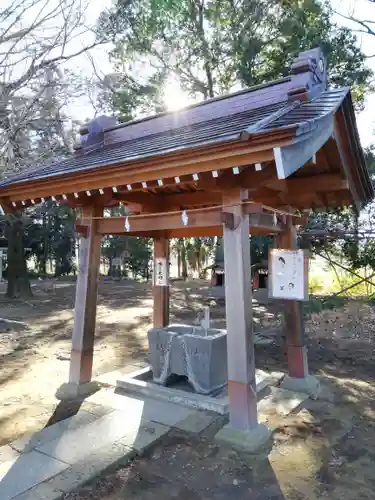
[147,324,227,395]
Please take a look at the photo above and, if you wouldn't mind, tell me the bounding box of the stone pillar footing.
[55,381,101,401]
[215,423,272,453]
[280,375,320,399]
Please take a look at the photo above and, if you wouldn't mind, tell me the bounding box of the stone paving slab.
[86,389,196,427]
[0,450,69,500]
[36,410,135,465]
[12,483,63,500]
[79,401,115,418]
[0,445,19,465]
[10,411,99,454]
[46,438,136,495]
[20,421,170,499]
[36,408,171,465]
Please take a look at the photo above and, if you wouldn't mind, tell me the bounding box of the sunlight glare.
[163,76,191,111]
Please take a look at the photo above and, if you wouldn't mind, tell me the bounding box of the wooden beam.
[68,204,102,390]
[84,204,283,236]
[96,206,226,234]
[165,224,284,238]
[265,174,348,193]
[115,189,222,208]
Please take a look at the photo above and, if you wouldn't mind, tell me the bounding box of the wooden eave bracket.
[0,198,14,214]
[333,113,362,212]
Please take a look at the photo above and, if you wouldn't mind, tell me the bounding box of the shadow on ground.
[3,280,375,499]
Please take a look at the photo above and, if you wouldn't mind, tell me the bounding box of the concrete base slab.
[174,411,221,434]
[258,386,308,417]
[117,367,228,414]
[96,363,147,387]
[116,366,273,415]
[215,423,272,453]
[55,381,101,401]
[280,375,321,399]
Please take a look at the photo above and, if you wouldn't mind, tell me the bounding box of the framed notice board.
[268,249,309,301]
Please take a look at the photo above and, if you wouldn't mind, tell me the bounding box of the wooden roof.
[0,47,372,215]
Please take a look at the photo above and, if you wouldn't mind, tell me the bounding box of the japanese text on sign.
[154,257,168,286]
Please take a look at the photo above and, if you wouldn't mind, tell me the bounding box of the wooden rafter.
[0,138,292,203]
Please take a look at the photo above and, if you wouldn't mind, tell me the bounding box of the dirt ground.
[2,279,375,498]
[0,278,257,444]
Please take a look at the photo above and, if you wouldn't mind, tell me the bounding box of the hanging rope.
[76,199,302,222]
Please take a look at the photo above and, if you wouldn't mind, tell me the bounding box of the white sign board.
[154,257,168,286]
[268,249,308,301]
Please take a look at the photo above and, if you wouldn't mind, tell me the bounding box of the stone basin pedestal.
[147,324,227,395]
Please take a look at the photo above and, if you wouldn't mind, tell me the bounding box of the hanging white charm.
[124,216,130,232]
[181,210,188,226]
[273,212,277,226]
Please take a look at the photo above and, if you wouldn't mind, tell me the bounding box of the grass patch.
[305,295,348,316]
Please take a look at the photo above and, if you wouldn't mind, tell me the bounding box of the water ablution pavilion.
[0,47,372,448]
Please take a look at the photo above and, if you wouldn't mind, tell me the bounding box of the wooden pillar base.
[228,380,258,431]
[55,381,100,401]
[69,347,94,384]
[287,345,308,379]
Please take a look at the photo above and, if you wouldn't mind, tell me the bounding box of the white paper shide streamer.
[124,216,130,232]
[181,210,188,226]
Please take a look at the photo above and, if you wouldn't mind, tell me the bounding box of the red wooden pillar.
[215,190,270,450]
[222,189,258,430]
[57,205,102,400]
[153,236,170,328]
[276,218,308,379]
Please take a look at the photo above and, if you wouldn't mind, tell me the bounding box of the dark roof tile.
[0,86,349,188]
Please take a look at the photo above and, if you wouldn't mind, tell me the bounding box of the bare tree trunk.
[177,247,181,278]
[39,212,48,275]
[180,239,188,280]
[194,0,215,98]
[5,213,32,298]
